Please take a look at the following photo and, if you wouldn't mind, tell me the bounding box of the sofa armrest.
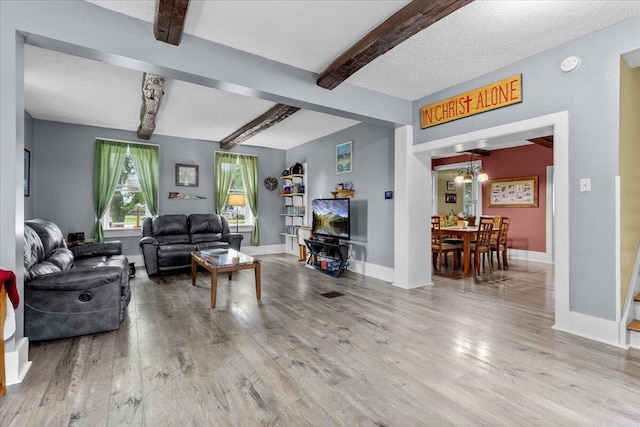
[139,236,160,276]
[27,267,123,291]
[224,233,244,251]
[71,241,122,259]
[139,236,159,247]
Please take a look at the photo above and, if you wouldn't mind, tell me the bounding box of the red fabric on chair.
[0,269,19,309]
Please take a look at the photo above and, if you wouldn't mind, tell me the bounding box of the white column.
[1,10,30,384]
[393,125,431,289]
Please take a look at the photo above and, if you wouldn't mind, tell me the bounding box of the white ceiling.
[23,1,640,150]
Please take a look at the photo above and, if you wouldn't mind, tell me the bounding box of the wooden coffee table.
[191,249,261,308]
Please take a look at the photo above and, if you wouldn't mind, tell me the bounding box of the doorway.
[413,112,569,330]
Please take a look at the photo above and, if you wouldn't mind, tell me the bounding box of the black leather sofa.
[24,219,131,341]
[139,213,243,276]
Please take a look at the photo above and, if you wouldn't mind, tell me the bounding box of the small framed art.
[447,181,455,191]
[445,193,457,203]
[175,163,199,187]
[336,140,352,174]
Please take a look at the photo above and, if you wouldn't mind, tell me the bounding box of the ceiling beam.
[137,73,166,140]
[458,148,491,157]
[154,0,190,46]
[219,104,300,149]
[317,0,474,90]
[527,135,554,148]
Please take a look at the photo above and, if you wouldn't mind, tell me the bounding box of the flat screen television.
[311,198,350,241]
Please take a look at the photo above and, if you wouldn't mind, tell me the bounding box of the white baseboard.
[553,311,625,348]
[4,337,31,386]
[347,259,395,283]
[508,249,553,264]
[241,244,286,256]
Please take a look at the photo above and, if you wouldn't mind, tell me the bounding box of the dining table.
[440,226,479,275]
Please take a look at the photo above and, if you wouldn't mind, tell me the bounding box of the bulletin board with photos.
[487,176,538,208]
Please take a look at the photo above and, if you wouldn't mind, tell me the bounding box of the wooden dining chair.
[491,216,511,270]
[470,216,494,274]
[431,216,461,272]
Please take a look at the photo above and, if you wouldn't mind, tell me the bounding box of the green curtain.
[130,144,159,215]
[214,152,237,214]
[93,140,127,241]
[239,155,259,245]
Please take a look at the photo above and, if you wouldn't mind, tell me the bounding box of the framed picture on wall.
[487,176,538,207]
[336,140,352,174]
[175,163,199,187]
[24,149,30,197]
[445,193,457,203]
[446,181,455,191]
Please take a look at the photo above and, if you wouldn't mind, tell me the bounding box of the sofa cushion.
[48,248,74,271]
[156,234,191,245]
[24,225,45,271]
[191,233,223,244]
[152,215,189,236]
[196,241,232,251]
[189,214,223,234]
[27,261,62,280]
[25,219,66,258]
[157,244,196,267]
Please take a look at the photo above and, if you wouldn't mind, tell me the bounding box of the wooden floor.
[3,255,640,426]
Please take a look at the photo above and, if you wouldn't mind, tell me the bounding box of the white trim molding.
[4,337,31,386]
[241,244,285,256]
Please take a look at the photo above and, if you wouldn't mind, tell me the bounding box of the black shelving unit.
[304,238,349,278]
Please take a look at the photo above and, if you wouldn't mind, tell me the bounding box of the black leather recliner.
[24,219,131,341]
[139,213,243,276]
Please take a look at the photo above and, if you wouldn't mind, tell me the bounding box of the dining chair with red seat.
[470,216,494,274]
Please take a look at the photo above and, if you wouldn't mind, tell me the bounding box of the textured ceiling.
[23,1,640,150]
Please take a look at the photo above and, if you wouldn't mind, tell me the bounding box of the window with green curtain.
[93,139,128,241]
[94,139,159,240]
[215,152,259,244]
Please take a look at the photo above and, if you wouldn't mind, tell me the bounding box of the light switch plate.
[580,178,591,192]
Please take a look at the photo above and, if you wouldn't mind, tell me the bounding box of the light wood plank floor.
[2,255,640,426]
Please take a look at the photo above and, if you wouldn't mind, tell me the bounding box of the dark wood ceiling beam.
[317,0,474,90]
[137,73,166,140]
[219,104,300,149]
[458,148,491,157]
[527,136,554,148]
[154,0,190,46]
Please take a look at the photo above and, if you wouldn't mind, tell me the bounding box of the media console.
[303,238,349,278]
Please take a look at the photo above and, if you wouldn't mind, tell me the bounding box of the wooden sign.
[421,74,522,128]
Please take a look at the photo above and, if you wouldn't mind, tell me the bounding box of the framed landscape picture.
[487,176,538,207]
[336,140,352,174]
[175,163,199,187]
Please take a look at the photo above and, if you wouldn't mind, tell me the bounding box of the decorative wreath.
[263,177,279,191]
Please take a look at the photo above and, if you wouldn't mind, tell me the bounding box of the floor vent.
[321,291,345,299]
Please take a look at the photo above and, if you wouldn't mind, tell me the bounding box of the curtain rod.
[95,137,159,147]
[214,150,257,158]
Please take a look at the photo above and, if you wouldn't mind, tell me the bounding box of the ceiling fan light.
[463,173,474,183]
[477,172,489,182]
[455,175,464,183]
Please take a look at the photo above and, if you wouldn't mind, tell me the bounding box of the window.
[102,148,149,230]
[220,163,254,227]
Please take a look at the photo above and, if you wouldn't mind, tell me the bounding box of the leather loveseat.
[139,213,243,276]
[24,219,131,341]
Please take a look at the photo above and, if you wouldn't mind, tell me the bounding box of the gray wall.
[412,16,640,320]
[32,120,286,257]
[24,111,34,220]
[287,122,395,268]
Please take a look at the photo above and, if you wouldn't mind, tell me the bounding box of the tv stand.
[304,238,349,278]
